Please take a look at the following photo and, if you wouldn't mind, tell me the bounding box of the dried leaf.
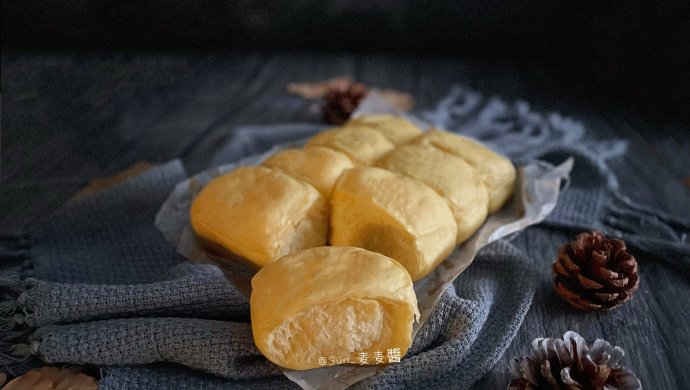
[287,77,353,99]
[376,89,414,111]
[4,367,98,390]
[287,78,414,112]
[69,161,155,202]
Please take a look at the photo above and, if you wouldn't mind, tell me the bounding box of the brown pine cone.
[508,331,641,389]
[553,231,639,311]
[321,82,368,124]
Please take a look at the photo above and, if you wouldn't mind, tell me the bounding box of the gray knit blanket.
[1,86,687,389]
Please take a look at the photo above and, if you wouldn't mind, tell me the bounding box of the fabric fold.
[27,317,281,380]
[25,240,535,389]
[1,263,248,330]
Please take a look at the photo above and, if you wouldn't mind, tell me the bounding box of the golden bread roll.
[261,146,354,198]
[414,130,516,212]
[251,246,419,370]
[330,167,457,280]
[306,126,395,166]
[190,166,328,268]
[346,114,423,145]
[378,143,489,243]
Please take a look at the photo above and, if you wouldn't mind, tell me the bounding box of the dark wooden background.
[3,53,689,233]
[2,2,690,386]
[3,53,690,389]
[4,1,690,120]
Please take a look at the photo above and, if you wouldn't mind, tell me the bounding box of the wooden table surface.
[2,52,689,388]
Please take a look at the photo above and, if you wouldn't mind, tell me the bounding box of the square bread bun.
[262,146,354,198]
[346,114,423,146]
[378,143,489,243]
[190,166,328,268]
[414,130,516,213]
[251,246,419,370]
[330,167,457,281]
[306,126,395,166]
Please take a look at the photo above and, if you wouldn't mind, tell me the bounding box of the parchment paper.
[155,93,572,389]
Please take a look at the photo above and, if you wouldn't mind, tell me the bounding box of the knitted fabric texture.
[1,86,688,389]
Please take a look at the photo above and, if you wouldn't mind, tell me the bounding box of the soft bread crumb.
[267,298,385,363]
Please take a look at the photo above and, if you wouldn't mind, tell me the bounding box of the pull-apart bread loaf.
[251,246,419,370]
[190,116,516,273]
[190,115,516,369]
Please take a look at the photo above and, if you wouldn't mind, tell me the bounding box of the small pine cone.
[321,82,368,124]
[508,331,641,390]
[553,231,639,311]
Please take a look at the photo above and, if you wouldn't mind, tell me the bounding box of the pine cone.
[321,82,368,124]
[553,231,639,311]
[508,331,641,390]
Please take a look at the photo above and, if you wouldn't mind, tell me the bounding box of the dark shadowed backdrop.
[3,1,689,119]
[2,3,690,388]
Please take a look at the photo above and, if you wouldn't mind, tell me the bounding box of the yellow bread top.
[378,143,489,244]
[190,165,328,268]
[306,126,395,166]
[330,167,457,281]
[251,246,419,370]
[261,146,354,198]
[414,130,516,212]
[346,114,423,145]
